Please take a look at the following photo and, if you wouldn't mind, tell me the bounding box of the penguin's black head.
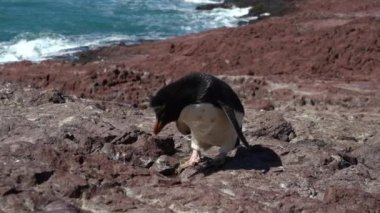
[150,89,186,135]
[150,73,205,134]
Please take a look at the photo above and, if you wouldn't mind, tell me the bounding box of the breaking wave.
[0,0,254,63]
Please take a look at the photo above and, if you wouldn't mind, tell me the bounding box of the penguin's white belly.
[178,103,243,151]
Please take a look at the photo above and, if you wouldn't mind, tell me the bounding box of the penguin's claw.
[179,160,197,169]
[177,150,201,172]
[176,151,228,174]
[177,160,197,174]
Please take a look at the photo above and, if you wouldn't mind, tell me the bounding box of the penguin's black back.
[151,72,244,114]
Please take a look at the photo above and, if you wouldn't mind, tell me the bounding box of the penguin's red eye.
[153,105,166,117]
[154,105,165,111]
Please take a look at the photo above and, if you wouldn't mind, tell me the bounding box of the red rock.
[1,0,380,211]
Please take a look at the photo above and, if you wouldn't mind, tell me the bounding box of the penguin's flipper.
[217,101,250,149]
[176,120,191,135]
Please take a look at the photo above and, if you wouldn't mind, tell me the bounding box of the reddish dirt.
[0,0,380,212]
[0,0,379,107]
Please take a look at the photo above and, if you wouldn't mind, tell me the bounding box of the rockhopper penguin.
[150,72,250,168]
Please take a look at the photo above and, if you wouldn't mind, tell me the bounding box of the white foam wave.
[207,7,252,27]
[183,0,222,3]
[181,6,252,33]
[0,37,75,63]
[0,33,143,63]
[0,3,255,64]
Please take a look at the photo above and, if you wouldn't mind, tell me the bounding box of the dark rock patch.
[248,112,296,142]
[150,155,179,176]
[34,171,55,185]
[3,188,22,196]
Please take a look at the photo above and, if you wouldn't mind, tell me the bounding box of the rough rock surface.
[1,0,380,212]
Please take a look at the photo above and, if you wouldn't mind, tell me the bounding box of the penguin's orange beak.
[153,121,164,135]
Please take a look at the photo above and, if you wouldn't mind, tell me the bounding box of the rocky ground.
[0,0,380,212]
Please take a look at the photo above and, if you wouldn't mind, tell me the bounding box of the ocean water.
[0,0,254,63]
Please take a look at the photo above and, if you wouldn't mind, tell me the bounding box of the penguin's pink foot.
[180,150,201,169]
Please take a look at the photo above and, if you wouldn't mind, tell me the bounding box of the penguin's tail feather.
[217,101,251,149]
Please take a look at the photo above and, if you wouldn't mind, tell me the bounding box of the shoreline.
[0,0,285,65]
[0,0,379,106]
[63,0,294,64]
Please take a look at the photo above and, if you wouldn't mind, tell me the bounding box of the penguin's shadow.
[198,144,282,176]
[224,144,282,171]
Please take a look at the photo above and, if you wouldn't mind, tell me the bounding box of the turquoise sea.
[0,0,253,63]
